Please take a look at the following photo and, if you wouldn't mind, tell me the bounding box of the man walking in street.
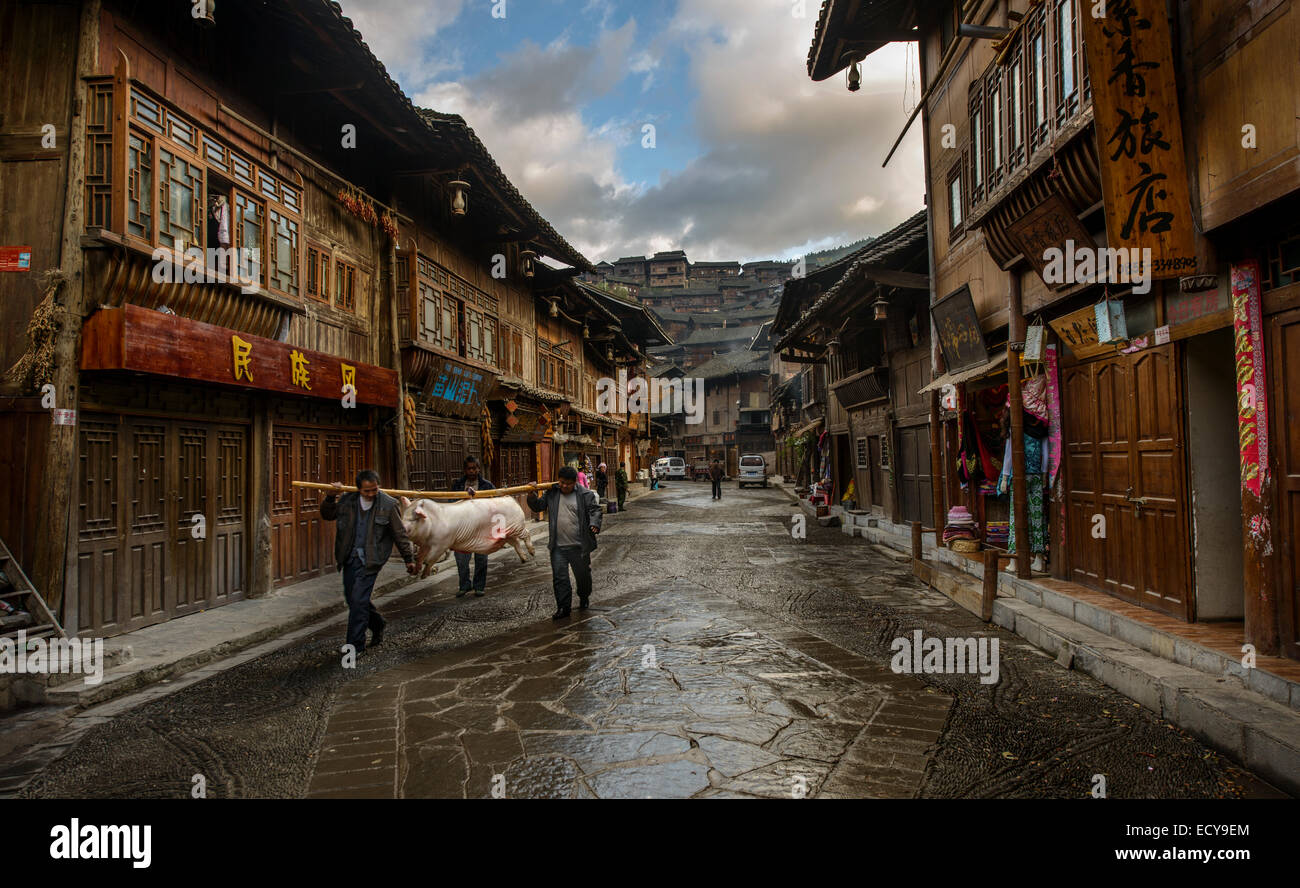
[323,470,418,654]
[595,462,608,500]
[615,462,629,511]
[709,459,724,501]
[450,455,494,597]
[527,466,602,620]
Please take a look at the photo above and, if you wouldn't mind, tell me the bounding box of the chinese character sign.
[231,335,254,382]
[290,350,312,390]
[1081,0,1196,279]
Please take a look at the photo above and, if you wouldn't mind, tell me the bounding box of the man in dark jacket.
[615,463,629,511]
[323,470,417,654]
[526,466,602,620]
[709,459,724,500]
[450,455,494,597]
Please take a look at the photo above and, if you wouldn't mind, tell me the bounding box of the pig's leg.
[422,543,451,579]
[414,543,432,577]
[508,534,528,563]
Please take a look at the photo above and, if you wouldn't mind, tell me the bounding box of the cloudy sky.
[338,0,925,265]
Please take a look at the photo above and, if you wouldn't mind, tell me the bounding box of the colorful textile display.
[1001,436,1048,554]
[1045,344,1062,487]
[985,521,1010,547]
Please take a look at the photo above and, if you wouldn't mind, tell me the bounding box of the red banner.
[1231,261,1269,497]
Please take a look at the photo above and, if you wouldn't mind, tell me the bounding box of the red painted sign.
[0,246,33,272]
[80,305,399,408]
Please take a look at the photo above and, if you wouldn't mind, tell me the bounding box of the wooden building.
[773,211,930,520]
[0,0,657,638]
[808,0,1300,659]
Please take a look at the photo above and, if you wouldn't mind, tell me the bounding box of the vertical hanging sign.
[1230,261,1269,498]
[1081,0,1197,279]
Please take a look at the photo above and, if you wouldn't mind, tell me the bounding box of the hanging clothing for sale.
[1000,435,1048,554]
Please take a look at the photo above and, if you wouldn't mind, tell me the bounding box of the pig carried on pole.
[398,492,536,579]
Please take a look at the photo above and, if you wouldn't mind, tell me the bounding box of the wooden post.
[981,549,1000,621]
[385,235,409,490]
[32,0,100,612]
[1007,273,1031,578]
[911,520,923,561]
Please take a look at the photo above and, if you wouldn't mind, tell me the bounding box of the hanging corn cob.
[403,394,417,457]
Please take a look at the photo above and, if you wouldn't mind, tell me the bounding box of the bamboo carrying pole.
[291,480,558,501]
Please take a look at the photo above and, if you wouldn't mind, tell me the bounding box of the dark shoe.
[456,588,469,598]
[370,621,385,647]
[578,597,589,610]
[551,607,571,620]
[473,589,485,597]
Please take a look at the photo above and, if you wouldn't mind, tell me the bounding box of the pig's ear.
[399,496,410,509]
[414,506,428,520]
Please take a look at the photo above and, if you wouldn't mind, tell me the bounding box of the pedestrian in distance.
[595,462,608,500]
[450,455,494,597]
[615,462,629,511]
[526,466,603,620]
[323,470,418,654]
[649,463,659,490]
[709,459,724,500]
[577,465,589,489]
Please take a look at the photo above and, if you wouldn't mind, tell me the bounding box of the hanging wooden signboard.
[931,285,989,374]
[1049,304,1113,360]
[1081,0,1197,280]
[1005,193,1097,291]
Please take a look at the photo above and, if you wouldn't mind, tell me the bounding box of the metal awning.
[918,352,1008,394]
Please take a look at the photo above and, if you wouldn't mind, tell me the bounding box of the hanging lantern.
[1095,294,1128,344]
[847,60,862,92]
[872,296,889,321]
[192,0,216,27]
[448,179,470,216]
[549,298,559,318]
[520,247,537,279]
[581,321,590,338]
[606,345,615,362]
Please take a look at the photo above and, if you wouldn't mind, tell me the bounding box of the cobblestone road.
[16,481,1281,798]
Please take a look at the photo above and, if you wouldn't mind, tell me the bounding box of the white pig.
[398,494,535,579]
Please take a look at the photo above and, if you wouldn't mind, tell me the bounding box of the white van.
[738,454,767,488]
[661,456,687,480]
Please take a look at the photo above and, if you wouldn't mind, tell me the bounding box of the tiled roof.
[774,210,928,350]
[689,349,770,381]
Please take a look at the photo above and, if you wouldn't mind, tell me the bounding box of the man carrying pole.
[527,466,603,620]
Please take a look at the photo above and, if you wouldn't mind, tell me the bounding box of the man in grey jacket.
[526,465,602,620]
[323,470,418,654]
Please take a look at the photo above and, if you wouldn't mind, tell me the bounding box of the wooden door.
[1063,344,1191,618]
[211,426,246,606]
[125,419,169,631]
[897,425,931,525]
[1271,308,1300,660]
[270,430,296,584]
[172,424,210,617]
[76,416,125,635]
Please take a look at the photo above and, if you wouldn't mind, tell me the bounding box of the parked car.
[738,454,767,488]
[658,456,687,480]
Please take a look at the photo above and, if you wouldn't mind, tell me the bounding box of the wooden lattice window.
[127,132,152,240]
[968,83,984,208]
[856,438,869,469]
[268,210,299,297]
[334,259,355,312]
[418,280,440,345]
[306,245,331,303]
[1027,7,1050,153]
[233,191,264,288]
[157,146,202,250]
[1054,0,1080,125]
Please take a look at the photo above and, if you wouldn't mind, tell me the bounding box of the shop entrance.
[1062,343,1192,619]
[76,413,248,636]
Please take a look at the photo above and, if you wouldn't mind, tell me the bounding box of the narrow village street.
[16,481,1277,800]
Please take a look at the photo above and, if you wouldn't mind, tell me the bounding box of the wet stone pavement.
[309,588,949,799]
[14,480,1282,799]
